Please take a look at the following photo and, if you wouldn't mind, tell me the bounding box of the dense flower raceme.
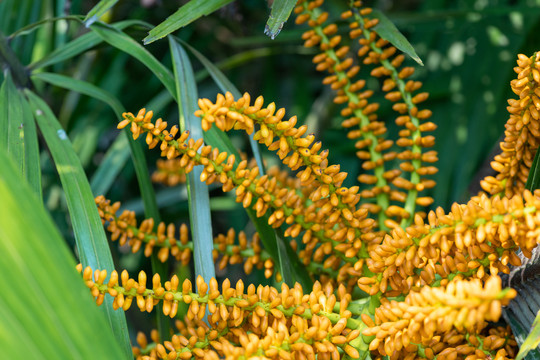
[363,275,517,360]
[79,263,515,360]
[95,195,274,277]
[295,0,437,230]
[118,98,380,291]
[107,92,525,359]
[78,264,367,360]
[482,52,540,197]
[359,190,540,297]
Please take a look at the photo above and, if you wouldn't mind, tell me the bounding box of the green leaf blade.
[169,37,215,284]
[90,22,176,95]
[24,90,132,359]
[264,0,297,39]
[369,9,423,66]
[90,131,130,196]
[0,72,41,197]
[516,308,540,360]
[29,20,140,70]
[0,147,125,359]
[84,0,119,26]
[526,148,540,191]
[32,72,124,115]
[143,0,234,45]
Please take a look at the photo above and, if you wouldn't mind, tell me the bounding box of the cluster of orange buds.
[358,190,540,297]
[79,265,368,360]
[213,228,275,278]
[362,276,517,359]
[95,195,273,277]
[95,195,191,264]
[151,158,187,186]
[294,0,437,231]
[482,52,540,197]
[120,100,378,289]
[195,91,384,288]
[133,329,160,359]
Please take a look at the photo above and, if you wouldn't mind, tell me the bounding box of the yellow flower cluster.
[120,99,379,290]
[294,0,437,230]
[95,195,273,277]
[482,52,540,197]
[358,190,540,296]
[362,276,516,359]
[79,265,366,360]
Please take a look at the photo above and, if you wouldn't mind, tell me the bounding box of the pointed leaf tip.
[83,0,119,27]
[264,0,296,40]
[368,9,423,66]
[144,0,234,45]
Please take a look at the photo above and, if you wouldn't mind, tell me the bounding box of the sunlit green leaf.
[0,147,125,359]
[264,0,296,39]
[143,0,234,45]
[0,72,41,197]
[24,90,132,358]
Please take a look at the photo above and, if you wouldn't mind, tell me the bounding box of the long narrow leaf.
[32,72,124,114]
[143,0,233,45]
[32,72,123,114]
[264,0,296,39]
[0,72,41,197]
[169,37,215,284]
[29,20,142,70]
[516,308,540,360]
[31,70,170,335]
[90,22,175,95]
[84,0,119,26]
[0,148,124,359]
[24,90,132,358]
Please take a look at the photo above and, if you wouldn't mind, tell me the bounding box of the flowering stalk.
[119,102,377,290]
[294,0,437,231]
[95,195,275,276]
[359,191,540,296]
[79,265,368,360]
[482,52,540,197]
[362,276,516,359]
